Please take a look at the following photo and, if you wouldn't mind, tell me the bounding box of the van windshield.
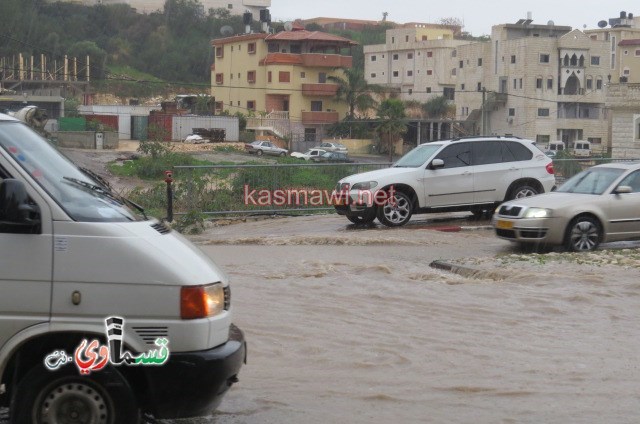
[393,143,443,168]
[0,121,144,222]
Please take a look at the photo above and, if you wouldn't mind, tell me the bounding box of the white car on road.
[315,142,348,153]
[334,136,556,226]
[291,148,327,160]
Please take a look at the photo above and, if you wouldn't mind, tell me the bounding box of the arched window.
[579,55,585,67]
[570,54,578,66]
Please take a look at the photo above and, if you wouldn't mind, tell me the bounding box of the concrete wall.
[52,131,119,149]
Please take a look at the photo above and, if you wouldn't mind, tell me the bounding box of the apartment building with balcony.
[585,11,640,84]
[54,0,271,15]
[211,28,356,141]
[364,25,467,103]
[455,21,610,151]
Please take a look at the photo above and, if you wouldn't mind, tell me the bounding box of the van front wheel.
[10,364,140,424]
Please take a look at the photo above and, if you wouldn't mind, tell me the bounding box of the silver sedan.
[493,162,640,251]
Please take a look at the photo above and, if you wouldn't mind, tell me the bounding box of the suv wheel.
[509,184,538,200]
[377,191,413,227]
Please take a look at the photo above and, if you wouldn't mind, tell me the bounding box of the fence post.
[164,170,173,222]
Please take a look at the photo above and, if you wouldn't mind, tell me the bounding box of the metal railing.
[165,157,640,218]
[170,162,391,216]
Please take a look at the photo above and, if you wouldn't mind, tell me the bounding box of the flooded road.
[191,214,640,424]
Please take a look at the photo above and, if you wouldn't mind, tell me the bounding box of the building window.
[230,73,233,80]
[536,77,543,89]
[540,54,550,63]
[393,54,399,60]
[451,68,457,76]
[511,55,516,64]
[520,78,523,89]
[214,102,223,113]
[393,71,399,77]
[247,100,256,111]
[311,101,323,111]
[405,35,409,42]
[268,71,272,83]
[300,72,306,79]
[477,82,482,91]
[538,108,550,117]
[230,46,233,52]
[279,71,290,83]
[426,69,433,75]
[427,51,433,58]
[461,84,465,90]
[408,89,413,95]
[591,55,600,65]
[290,44,301,54]
[216,46,224,58]
[247,70,256,83]
[509,108,515,116]
[248,42,256,54]
[371,55,377,61]
[371,73,376,78]
[407,70,413,77]
[636,49,640,57]
[586,77,593,89]
[478,58,483,66]
[408,53,413,59]
[215,73,223,84]
[318,72,327,83]
[304,128,317,142]
[459,60,464,68]
[513,79,517,89]
[451,50,457,58]
[443,87,455,100]
[391,36,395,43]
[547,78,553,89]
[268,43,279,53]
[227,3,232,8]
[426,87,432,93]
[596,78,603,89]
[536,135,550,144]
[624,68,631,75]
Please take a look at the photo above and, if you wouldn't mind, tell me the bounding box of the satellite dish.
[220,25,234,36]
[284,21,293,31]
[547,20,554,26]
[598,20,608,28]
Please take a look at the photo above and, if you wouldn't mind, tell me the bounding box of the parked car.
[494,162,640,251]
[315,142,348,153]
[291,148,327,160]
[183,134,205,144]
[312,151,354,163]
[0,113,246,421]
[244,140,287,156]
[333,136,556,226]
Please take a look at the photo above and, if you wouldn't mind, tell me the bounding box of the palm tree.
[422,95,451,118]
[328,67,383,119]
[376,99,407,161]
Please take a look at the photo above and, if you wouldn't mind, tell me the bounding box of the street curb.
[432,225,493,232]
[429,260,507,280]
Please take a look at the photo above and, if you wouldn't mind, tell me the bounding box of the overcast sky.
[269,0,638,36]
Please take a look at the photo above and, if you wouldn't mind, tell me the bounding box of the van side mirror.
[429,158,445,169]
[0,179,41,234]
[614,185,633,195]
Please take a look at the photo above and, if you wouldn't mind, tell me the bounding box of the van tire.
[10,364,140,424]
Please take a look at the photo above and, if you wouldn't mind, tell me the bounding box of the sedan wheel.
[377,191,413,227]
[565,216,601,252]
[256,150,263,156]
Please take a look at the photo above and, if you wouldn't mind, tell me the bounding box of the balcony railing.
[301,111,340,124]
[262,53,352,68]
[302,83,339,96]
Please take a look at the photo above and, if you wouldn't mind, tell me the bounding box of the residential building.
[455,21,610,152]
[50,0,271,15]
[211,28,357,142]
[606,83,640,157]
[364,25,467,104]
[585,11,640,83]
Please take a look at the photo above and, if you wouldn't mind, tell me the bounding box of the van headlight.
[523,208,551,218]
[351,181,378,190]
[180,283,226,319]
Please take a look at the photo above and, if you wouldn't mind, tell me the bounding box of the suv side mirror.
[429,158,445,169]
[0,179,41,234]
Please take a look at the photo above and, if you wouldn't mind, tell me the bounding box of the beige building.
[585,12,640,83]
[211,28,356,141]
[51,0,271,15]
[607,83,640,157]
[455,22,610,152]
[364,25,466,103]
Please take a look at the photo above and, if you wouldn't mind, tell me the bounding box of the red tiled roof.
[265,30,358,46]
[619,39,640,46]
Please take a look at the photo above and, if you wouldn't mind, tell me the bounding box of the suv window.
[435,143,472,168]
[503,141,533,161]
[472,140,502,165]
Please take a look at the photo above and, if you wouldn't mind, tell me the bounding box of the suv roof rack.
[449,135,523,142]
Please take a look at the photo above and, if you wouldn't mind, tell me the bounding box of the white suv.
[334,137,556,226]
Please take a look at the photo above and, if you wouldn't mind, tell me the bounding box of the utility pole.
[481,88,486,136]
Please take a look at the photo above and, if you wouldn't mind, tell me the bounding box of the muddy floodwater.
[176,214,640,424]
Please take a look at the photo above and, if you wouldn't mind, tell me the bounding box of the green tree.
[376,99,407,161]
[422,96,452,118]
[328,67,382,119]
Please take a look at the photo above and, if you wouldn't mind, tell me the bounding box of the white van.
[547,140,566,153]
[0,113,246,422]
[573,140,592,157]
